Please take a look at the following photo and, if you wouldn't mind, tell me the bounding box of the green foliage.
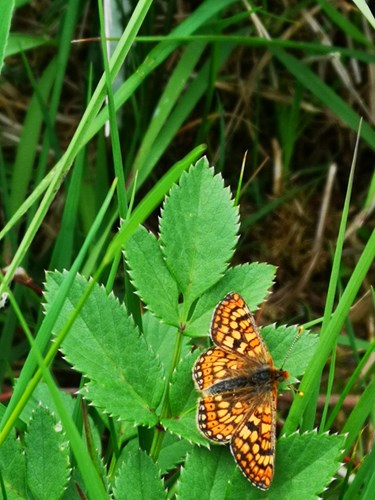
[0,407,70,500]
[185,263,276,337]
[44,271,165,427]
[25,406,70,500]
[0,159,347,498]
[2,0,374,491]
[0,430,26,499]
[114,450,167,500]
[128,157,240,322]
[142,311,192,371]
[227,432,346,499]
[20,382,75,423]
[157,434,193,476]
[178,432,346,500]
[159,157,239,309]
[113,450,166,500]
[178,447,235,499]
[125,225,179,326]
[0,0,14,74]
[5,33,52,57]
[261,324,319,377]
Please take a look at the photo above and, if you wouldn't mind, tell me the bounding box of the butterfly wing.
[196,389,257,444]
[211,292,272,365]
[193,346,248,392]
[230,389,277,490]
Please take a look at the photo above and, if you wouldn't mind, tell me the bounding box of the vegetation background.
[0,0,374,499]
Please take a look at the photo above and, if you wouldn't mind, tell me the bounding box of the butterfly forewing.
[193,347,248,392]
[210,292,271,364]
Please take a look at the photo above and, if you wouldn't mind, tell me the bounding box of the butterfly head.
[278,369,289,383]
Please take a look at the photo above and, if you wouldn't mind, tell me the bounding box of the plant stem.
[149,326,184,461]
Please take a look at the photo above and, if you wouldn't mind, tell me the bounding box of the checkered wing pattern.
[231,393,277,490]
[210,292,271,363]
[192,292,288,491]
[193,346,248,392]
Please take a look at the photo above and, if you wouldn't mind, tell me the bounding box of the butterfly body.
[204,365,286,396]
[192,292,288,490]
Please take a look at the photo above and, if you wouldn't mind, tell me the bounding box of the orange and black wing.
[193,346,247,392]
[210,292,271,365]
[230,390,277,490]
[196,389,257,444]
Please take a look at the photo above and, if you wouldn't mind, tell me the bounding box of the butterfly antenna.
[281,325,304,370]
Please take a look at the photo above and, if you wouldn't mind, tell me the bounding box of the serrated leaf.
[169,352,200,416]
[63,467,85,500]
[162,351,208,445]
[125,226,179,325]
[142,311,190,376]
[25,406,70,500]
[185,263,276,337]
[0,430,26,499]
[261,324,319,378]
[160,157,239,306]
[44,271,164,427]
[226,431,346,499]
[20,381,75,424]
[178,447,234,500]
[157,433,193,475]
[162,410,207,447]
[113,449,166,500]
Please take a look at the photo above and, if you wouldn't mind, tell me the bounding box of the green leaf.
[226,431,346,499]
[261,324,319,377]
[0,0,14,74]
[5,33,52,57]
[44,271,164,427]
[125,226,179,325]
[185,263,276,337]
[169,352,200,417]
[142,311,190,376]
[342,375,375,453]
[159,157,239,307]
[0,430,26,499]
[178,447,234,499]
[20,382,75,424]
[162,351,208,445]
[25,406,70,500]
[162,411,207,447]
[178,432,344,499]
[157,433,193,475]
[113,449,166,500]
[63,468,85,500]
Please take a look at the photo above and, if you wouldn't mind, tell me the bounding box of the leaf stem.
[149,326,184,461]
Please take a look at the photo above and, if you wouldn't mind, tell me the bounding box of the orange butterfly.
[193,292,288,490]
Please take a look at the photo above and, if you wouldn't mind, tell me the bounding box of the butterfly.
[192,292,289,490]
